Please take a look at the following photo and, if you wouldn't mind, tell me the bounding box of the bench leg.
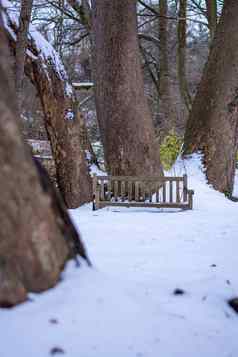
[188,190,194,210]
[92,189,101,211]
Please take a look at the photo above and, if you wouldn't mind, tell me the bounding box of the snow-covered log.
[1,0,92,208]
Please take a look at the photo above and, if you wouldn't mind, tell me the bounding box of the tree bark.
[158,0,177,138]
[92,0,163,176]
[177,0,192,112]
[25,51,92,208]
[15,0,33,111]
[0,13,89,307]
[183,0,238,196]
[205,0,217,41]
[3,3,92,208]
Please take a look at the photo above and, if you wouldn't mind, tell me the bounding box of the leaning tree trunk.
[0,14,79,307]
[25,48,92,208]
[183,0,238,196]
[177,0,192,112]
[15,0,33,111]
[91,0,163,176]
[3,2,92,208]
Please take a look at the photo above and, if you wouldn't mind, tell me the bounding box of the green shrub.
[160,132,183,171]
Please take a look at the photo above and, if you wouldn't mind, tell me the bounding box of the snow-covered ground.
[1,156,238,357]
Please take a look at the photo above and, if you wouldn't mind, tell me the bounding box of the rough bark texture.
[177,0,192,112]
[0,19,69,307]
[15,0,33,111]
[3,3,92,208]
[33,158,91,268]
[183,0,238,195]
[205,0,217,41]
[92,0,163,176]
[158,0,177,137]
[25,53,92,208]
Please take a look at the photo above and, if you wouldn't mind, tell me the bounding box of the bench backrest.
[93,174,191,205]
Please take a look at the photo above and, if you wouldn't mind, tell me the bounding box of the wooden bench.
[92,174,194,211]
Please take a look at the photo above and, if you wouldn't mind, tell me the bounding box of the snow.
[233,169,238,197]
[28,139,51,151]
[1,155,238,357]
[28,27,73,97]
[72,82,94,90]
[64,109,75,121]
[90,163,106,176]
[29,28,70,84]
[1,0,19,40]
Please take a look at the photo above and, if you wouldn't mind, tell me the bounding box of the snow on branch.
[1,0,73,98]
[72,82,94,90]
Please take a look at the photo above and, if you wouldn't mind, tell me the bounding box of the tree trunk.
[0,15,89,308]
[26,53,92,208]
[177,0,192,112]
[183,0,238,196]
[3,3,92,208]
[68,0,92,31]
[158,0,177,138]
[91,0,163,176]
[205,0,217,40]
[15,0,33,111]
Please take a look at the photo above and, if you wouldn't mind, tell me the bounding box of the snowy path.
[1,157,238,357]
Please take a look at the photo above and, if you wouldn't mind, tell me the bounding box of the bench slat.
[114,180,118,201]
[135,181,139,201]
[148,183,152,202]
[107,180,112,200]
[96,176,184,182]
[162,182,166,202]
[99,201,190,209]
[141,182,145,201]
[183,174,188,202]
[176,180,180,203]
[121,181,125,201]
[156,184,160,202]
[169,181,173,203]
[128,181,133,201]
[100,180,105,200]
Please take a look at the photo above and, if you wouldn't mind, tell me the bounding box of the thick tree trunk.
[0,16,88,307]
[15,0,33,111]
[205,0,217,40]
[92,0,163,176]
[158,0,177,138]
[3,2,92,208]
[177,0,192,112]
[183,0,238,195]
